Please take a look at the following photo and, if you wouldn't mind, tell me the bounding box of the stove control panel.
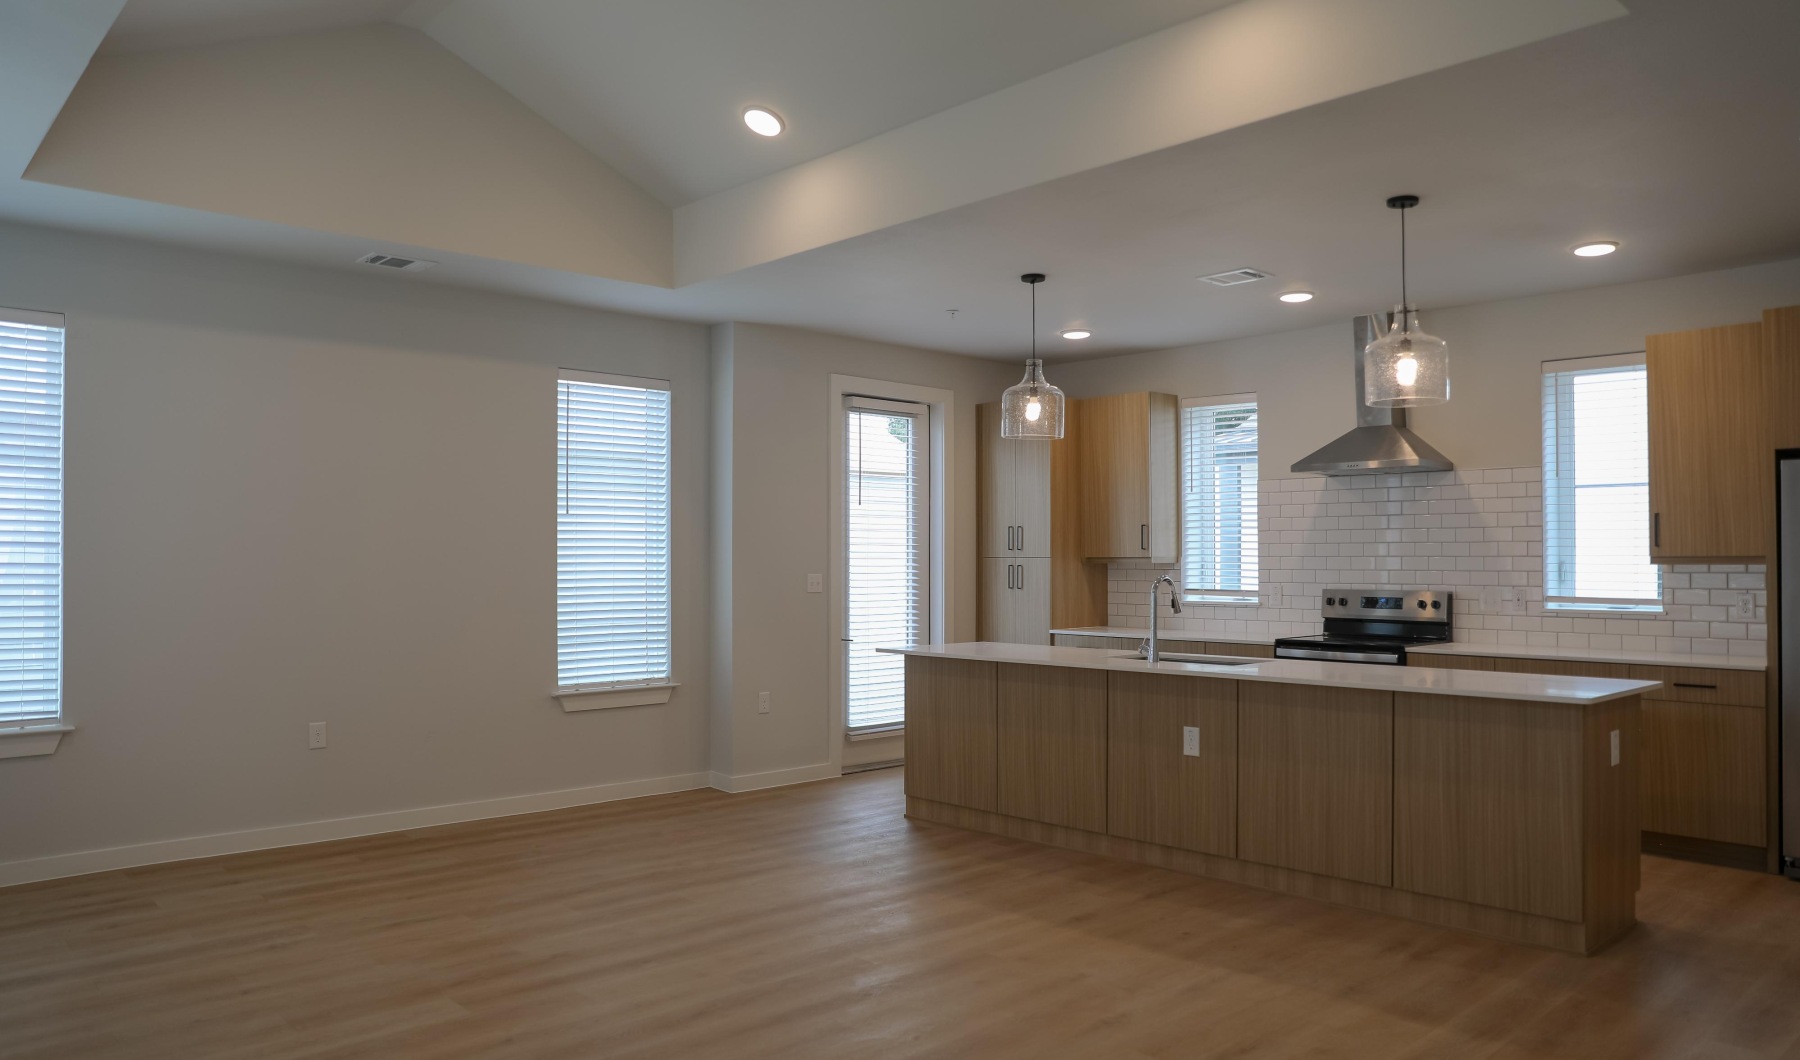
[1321,589,1451,622]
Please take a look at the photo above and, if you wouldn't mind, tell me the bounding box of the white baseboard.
[0,770,712,889]
[708,762,841,793]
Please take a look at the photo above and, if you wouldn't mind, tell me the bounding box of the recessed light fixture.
[742,107,784,137]
[1572,241,1619,257]
[1060,329,1092,340]
[1278,291,1315,303]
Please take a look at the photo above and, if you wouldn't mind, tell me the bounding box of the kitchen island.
[882,642,1661,954]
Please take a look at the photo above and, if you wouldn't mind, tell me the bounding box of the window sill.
[0,722,73,759]
[848,725,903,741]
[555,683,678,712]
[1544,602,1665,614]
[1186,593,1263,607]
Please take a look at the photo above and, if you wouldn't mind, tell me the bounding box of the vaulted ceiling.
[3,0,1798,359]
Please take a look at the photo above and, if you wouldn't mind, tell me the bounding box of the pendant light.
[1364,195,1449,407]
[1000,273,1066,439]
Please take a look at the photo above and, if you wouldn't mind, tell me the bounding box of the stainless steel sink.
[1111,651,1259,667]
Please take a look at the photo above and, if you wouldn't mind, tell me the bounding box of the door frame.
[828,374,955,774]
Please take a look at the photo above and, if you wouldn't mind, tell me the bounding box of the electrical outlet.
[757,692,771,715]
[806,573,823,593]
[1737,593,1756,620]
[1609,729,1620,767]
[1182,725,1200,757]
[308,722,327,749]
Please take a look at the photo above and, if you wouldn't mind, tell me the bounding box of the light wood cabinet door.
[1640,699,1766,846]
[903,657,998,812]
[1647,322,1770,561]
[997,664,1108,831]
[978,404,1015,558]
[1077,392,1181,562]
[1393,693,1584,921]
[1012,429,1052,558]
[1013,558,1051,645]
[1108,671,1236,857]
[1238,683,1393,885]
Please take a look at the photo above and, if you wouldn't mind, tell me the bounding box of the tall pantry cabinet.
[977,402,1106,643]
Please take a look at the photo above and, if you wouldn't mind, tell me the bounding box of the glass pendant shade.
[1364,305,1449,407]
[1000,359,1065,439]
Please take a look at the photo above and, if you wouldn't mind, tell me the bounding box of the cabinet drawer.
[1488,658,1631,679]
[1407,653,1491,670]
[1207,641,1273,659]
[1051,634,1140,650]
[1627,665,1764,707]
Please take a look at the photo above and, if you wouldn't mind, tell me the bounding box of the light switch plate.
[758,692,771,715]
[1182,725,1200,757]
[806,574,823,593]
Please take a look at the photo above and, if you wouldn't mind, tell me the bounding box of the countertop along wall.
[0,222,712,879]
[1049,256,1800,653]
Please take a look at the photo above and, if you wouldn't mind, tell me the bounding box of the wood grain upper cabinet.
[979,558,1050,645]
[1077,392,1181,562]
[977,403,1050,558]
[1647,322,1770,561]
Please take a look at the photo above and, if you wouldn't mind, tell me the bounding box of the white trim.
[847,725,903,741]
[0,770,712,889]
[1181,391,1257,408]
[0,306,65,329]
[557,367,670,391]
[555,682,679,711]
[827,374,953,774]
[1541,351,1644,372]
[0,723,73,759]
[708,762,841,793]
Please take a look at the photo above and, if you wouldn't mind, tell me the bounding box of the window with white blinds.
[556,370,672,690]
[843,398,927,733]
[0,308,64,725]
[1542,355,1662,610]
[1181,396,1259,600]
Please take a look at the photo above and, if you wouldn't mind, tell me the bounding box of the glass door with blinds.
[0,309,64,726]
[842,396,929,734]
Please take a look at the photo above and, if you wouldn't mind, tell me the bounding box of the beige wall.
[0,222,708,873]
[1051,256,1800,473]
[710,323,1013,780]
[28,25,672,287]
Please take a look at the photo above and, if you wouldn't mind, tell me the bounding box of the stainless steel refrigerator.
[1780,452,1800,877]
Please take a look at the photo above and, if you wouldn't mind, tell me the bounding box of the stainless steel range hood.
[1290,315,1453,477]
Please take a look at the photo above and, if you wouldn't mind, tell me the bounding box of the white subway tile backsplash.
[1106,465,1768,660]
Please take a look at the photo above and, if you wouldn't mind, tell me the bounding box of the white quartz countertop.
[1052,626,1766,672]
[1407,641,1766,671]
[883,642,1660,706]
[1050,626,1268,646]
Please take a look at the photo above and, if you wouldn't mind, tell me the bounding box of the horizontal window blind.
[0,309,64,724]
[1542,356,1661,608]
[844,401,926,732]
[1181,397,1259,597]
[557,371,672,690]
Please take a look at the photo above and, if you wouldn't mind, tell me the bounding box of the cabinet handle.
[1141,524,1148,551]
[1007,563,1014,590]
[1653,513,1660,549]
[1018,525,1025,552]
[1672,682,1718,690]
[1019,563,1025,591]
[1007,525,1015,551]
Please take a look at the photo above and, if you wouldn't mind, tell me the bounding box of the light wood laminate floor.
[5,769,1800,1059]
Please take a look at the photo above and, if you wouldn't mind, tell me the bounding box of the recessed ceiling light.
[742,107,784,137]
[1060,329,1092,340]
[1278,291,1314,303]
[1573,241,1619,257]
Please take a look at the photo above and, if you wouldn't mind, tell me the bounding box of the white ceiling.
[406,0,1245,205]
[102,0,417,53]
[8,0,1800,363]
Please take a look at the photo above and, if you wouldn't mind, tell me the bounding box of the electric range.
[1272,589,1452,665]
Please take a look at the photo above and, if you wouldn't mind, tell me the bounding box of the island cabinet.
[1409,652,1767,861]
[996,665,1108,832]
[1107,672,1236,858]
[899,648,1648,954]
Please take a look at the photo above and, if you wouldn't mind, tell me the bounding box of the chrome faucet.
[1145,574,1184,664]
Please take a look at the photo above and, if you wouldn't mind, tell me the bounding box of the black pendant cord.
[1400,204,1408,317]
[1030,281,1037,361]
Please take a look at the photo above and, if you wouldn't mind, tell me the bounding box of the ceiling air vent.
[1198,267,1272,287]
[356,252,437,272]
